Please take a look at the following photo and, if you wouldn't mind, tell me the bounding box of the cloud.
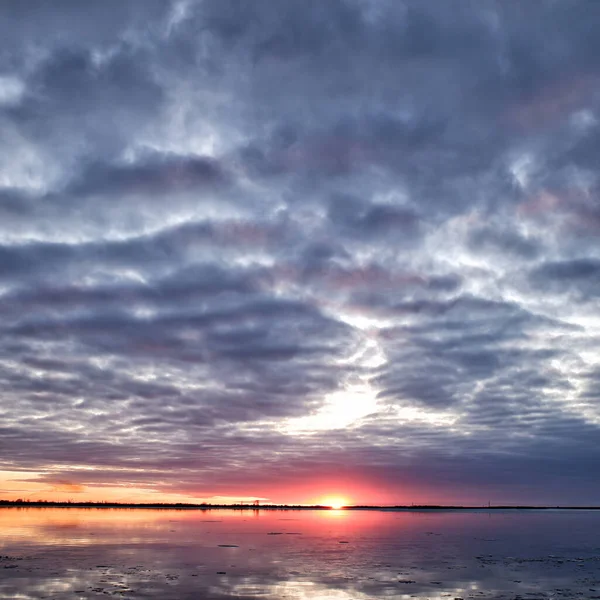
[1,0,600,505]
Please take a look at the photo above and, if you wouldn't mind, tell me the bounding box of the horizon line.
[2,499,600,510]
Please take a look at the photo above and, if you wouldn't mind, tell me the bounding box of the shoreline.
[2,501,600,511]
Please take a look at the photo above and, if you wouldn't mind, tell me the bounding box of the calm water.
[1,508,600,599]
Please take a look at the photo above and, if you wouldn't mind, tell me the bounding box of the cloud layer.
[1,0,600,504]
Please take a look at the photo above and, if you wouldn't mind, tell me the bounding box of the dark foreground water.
[1,508,600,599]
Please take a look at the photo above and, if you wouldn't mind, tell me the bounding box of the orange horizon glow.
[319,496,349,509]
[0,471,432,506]
[0,471,365,506]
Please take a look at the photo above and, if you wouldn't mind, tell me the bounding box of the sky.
[1,0,600,506]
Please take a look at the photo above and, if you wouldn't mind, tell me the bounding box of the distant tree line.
[1,499,597,510]
[0,499,335,509]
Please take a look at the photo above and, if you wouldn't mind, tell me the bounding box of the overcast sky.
[1,0,600,505]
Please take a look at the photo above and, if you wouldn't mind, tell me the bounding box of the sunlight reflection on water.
[1,508,600,599]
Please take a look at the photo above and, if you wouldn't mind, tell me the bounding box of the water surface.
[1,507,600,599]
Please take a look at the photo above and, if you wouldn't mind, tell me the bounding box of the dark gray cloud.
[1,0,600,505]
[530,258,600,301]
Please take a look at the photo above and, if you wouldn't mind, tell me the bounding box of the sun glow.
[321,496,348,509]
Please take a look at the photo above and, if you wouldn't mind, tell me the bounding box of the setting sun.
[320,496,349,509]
